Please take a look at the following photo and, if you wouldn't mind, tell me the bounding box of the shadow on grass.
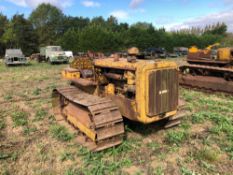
[123,118,168,137]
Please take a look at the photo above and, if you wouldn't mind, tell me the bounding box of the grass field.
[0,60,232,175]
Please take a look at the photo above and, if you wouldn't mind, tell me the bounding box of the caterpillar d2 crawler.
[52,55,183,152]
[180,45,233,93]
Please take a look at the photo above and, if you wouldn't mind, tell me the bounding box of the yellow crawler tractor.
[180,45,233,93]
[52,52,183,151]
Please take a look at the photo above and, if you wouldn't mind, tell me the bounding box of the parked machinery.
[35,46,69,64]
[174,47,188,56]
[179,44,233,93]
[4,49,27,66]
[167,52,178,58]
[144,47,167,59]
[52,52,184,152]
[187,43,220,61]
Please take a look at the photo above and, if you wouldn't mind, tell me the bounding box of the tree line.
[0,3,230,56]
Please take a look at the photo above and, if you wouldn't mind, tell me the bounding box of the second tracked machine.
[179,44,233,93]
[52,51,184,152]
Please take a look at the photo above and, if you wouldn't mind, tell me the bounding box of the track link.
[164,99,189,129]
[52,86,125,152]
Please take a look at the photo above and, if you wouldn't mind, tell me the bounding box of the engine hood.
[50,51,66,56]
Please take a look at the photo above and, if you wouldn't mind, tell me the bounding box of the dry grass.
[0,60,232,175]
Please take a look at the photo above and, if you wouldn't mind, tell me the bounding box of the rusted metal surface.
[187,59,231,66]
[180,64,233,75]
[187,52,211,60]
[104,72,123,80]
[64,67,80,72]
[95,65,136,71]
[109,95,138,121]
[71,78,97,87]
[70,57,93,70]
[52,86,125,152]
[179,64,233,93]
[94,58,137,71]
[148,69,178,116]
[123,85,136,93]
[87,51,105,59]
[179,74,233,94]
[80,69,94,78]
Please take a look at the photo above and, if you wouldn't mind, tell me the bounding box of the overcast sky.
[0,0,233,32]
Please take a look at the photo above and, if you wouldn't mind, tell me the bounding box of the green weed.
[49,124,74,142]
[110,138,140,154]
[81,157,132,175]
[0,152,11,159]
[76,139,135,175]
[181,90,197,102]
[37,143,49,162]
[4,94,12,101]
[23,126,37,135]
[165,130,188,145]
[191,112,207,124]
[195,147,219,162]
[192,111,233,142]
[0,151,19,161]
[0,118,6,130]
[208,113,231,125]
[153,166,164,175]
[199,160,215,172]
[60,151,75,162]
[64,168,83,175]
[219,142,233,160]
[11,152,18,161]
[34,109,47,121]
[207,113,233,141]
[197,98,233,113]
[46,83,56,90]
[180,167,198,175]
[11,110,28,127]
[180,121,191,130]
[48,115,56,123]
[33,88,41,96]
[147,141,160,151]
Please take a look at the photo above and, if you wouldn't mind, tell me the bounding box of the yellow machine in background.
[52,51,183,151]
[187,43,233,64]
[189,43,220,53]
[217,48,233,61]
[188,46,199,53]
[180,44,233,93]
[188,43,220,59]
[62,57,93,79]
[205,43,220,53]
[62,68,80,79]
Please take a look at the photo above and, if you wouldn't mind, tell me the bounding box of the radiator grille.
[147,69,178,116]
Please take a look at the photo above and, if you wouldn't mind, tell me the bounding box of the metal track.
[164,100,188,129]
[180,64,233,73]
[187,59,231,66]
[179,64,233,94]
[52,86,125,152]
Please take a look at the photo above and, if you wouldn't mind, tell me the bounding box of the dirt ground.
[0,59,232,175]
